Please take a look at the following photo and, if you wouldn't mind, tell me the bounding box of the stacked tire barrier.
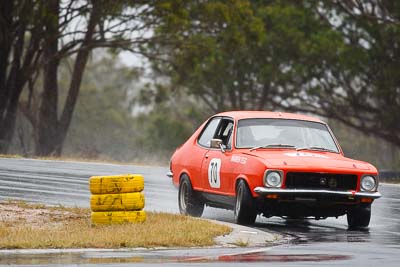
[89,174,146,224]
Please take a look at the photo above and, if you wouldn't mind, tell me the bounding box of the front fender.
[231,154,267,197]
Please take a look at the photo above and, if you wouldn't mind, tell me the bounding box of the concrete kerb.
[211,219,282,247]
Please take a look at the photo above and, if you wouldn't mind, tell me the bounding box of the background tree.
[62,53,141,161]
[12,52,198,163]
[281,0,400,148]
[1,0,155,156]
[0,0,43,153]
[146,0,400,149]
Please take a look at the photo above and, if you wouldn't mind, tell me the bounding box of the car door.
[200,118,235,195]
[192,117,222,189]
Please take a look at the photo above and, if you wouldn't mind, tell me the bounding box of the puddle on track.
[0,250,352,265]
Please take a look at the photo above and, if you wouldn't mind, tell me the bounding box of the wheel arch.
[234,174,260,197]
[234,175,250,193]
[179,171,190,183]
[177,168,192,182]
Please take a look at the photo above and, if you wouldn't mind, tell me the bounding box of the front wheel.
[234,180,257,225]
[178,175,204,217]
[347,204,371,229]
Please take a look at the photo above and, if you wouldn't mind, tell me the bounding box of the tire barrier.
[90,192,145,212]
[89,174,146,225]
[89,174,144,194]
[91,210,146,224]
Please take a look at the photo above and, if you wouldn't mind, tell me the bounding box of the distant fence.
[379,170,400,183]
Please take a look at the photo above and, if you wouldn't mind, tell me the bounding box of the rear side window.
[198,117,221,147]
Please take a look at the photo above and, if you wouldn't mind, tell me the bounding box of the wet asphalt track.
[0,157,400,266]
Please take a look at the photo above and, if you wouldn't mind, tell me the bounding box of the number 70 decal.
[208,158,221,188]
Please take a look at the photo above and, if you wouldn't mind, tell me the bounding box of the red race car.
[168,111,381,228]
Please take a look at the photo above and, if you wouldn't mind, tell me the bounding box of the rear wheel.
[234,180,257,225]
[347,204,371,229]
[178,175,204,217]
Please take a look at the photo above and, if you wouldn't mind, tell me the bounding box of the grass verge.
[0,201,231,249]
[0,154,23,159]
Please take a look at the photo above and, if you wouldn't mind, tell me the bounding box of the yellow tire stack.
[89,174,146,224]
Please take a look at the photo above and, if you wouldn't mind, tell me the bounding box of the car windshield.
[236,118,339,153]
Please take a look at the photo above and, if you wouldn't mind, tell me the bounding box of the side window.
[215,119,234,149]
[198,118,221,147]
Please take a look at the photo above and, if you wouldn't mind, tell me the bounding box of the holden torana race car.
[167,111,381,228]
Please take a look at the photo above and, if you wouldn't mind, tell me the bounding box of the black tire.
[178,175,204,217]
[347,204,371,229]
[234,180,257,225]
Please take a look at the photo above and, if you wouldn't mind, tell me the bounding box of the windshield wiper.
[250,144,296,152]
[296,146,338,153]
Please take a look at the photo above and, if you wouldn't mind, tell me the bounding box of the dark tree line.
[1,0,399,158]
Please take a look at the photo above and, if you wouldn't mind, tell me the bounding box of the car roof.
[215,111,325,123]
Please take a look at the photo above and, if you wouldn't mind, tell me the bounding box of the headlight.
[360,175,376,191]
[264,170,283,187]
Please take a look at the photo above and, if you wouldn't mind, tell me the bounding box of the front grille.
[285,172,358,191]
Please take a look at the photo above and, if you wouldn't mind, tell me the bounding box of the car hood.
[242,150,373,171]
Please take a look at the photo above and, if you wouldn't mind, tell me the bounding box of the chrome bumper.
[254,187,382,199]
[166,171,173,178]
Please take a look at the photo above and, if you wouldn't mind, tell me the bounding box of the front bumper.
[254,187,382,199]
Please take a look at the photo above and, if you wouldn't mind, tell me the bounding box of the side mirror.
[210,139,226,153]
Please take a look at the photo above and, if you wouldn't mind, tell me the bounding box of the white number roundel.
[208,158,221,188]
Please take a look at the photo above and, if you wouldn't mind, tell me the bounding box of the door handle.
[205,154,209,159]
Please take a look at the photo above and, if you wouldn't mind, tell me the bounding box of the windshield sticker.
[231,155,247,164]
[284,152,329,159]
[208,158,221,188]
